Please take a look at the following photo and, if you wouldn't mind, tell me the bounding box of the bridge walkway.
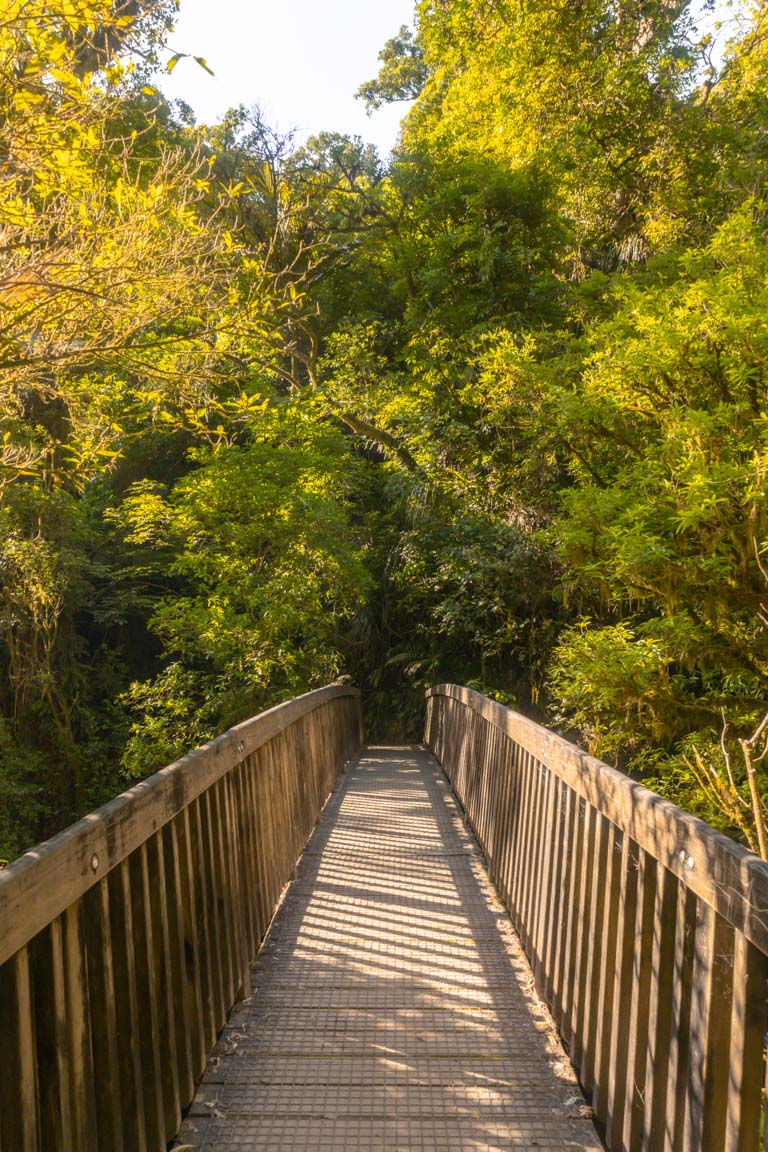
[175,746,602,1151]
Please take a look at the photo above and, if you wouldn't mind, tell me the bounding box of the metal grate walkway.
[175,746,602,1151]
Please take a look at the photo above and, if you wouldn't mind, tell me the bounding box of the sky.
[158,0,417,157]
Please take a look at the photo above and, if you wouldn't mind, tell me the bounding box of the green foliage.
[0,0,289,855]
[549,621,705,760]
[4,0,768,863]
[550,206,768,699]
[403,0,743,264]
[117,403,370,774]
[357,25,428,112]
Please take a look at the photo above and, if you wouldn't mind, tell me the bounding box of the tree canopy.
[2,0,768,860]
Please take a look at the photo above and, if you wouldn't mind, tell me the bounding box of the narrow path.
[175,746,602,1151]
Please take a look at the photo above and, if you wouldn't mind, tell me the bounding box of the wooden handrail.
[425,683,768,1152]
[0,685,362,1152]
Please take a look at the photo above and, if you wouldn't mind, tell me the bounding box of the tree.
[395,0,731,267]
[114,401,370,773]
[357,25,427,111]
[0,0,258,856]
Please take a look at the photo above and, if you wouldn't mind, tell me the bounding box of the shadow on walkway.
[175,746,603,1151]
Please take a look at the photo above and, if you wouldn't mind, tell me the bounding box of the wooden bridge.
[0,685,767,1152]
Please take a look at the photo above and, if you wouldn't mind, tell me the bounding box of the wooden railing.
[0,684,362,1152]
[426,684,768,1152]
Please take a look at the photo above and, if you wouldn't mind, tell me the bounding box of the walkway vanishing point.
[1,684,768,1152]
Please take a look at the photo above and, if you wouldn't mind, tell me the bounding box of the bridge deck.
[175,746,602,1151]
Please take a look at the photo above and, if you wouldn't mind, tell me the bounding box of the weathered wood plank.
[232,762,257,963]
[521,758,547,962]
[552,786,578,1031]
[699,914,735,1152]
[605,835,640,1146]
[662,885,697,1150]
[178,807,207,1083]
[144,831,182,1142]
[83,879,123,1152]
[530,765,557,992]
[641,865,678,1152]
[542,779,568,1006]
[724,933,767,1152]
[109,860,147,1152]
[570,799,598,1074]
[187,797,216,1055]
[621,848,658,1152]
[62,902,98,1152]
[495,736,516,910]
[207,781,236,1012]
[163,819,195,1111]
[132,844,166,1149]
[560,792,587,1048]
[34,917,74,1150]
[0,947,39,1152]
[223,771,250,997]
[579,809,611,1097]
[510,748,535,941]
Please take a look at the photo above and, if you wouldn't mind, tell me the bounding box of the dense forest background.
[2,0,768,861]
